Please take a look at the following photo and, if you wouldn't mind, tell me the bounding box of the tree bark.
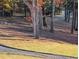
[71,0,75,33]
[32,0,39,38]
[50,0,54,32]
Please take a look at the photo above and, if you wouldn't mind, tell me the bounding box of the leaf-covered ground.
[0,39,77,57]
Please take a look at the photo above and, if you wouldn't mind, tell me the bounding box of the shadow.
[0,17,78,44]
[0,34,13,37]
[0,24,77,44]
[40,30,78,44]
[0,25,33,36]
[0,17,33,33]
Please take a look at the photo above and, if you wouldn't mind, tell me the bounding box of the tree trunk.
[65,6,70,22]
[74,9,78,31]
[32,0,39,38]
[65,5,67,21]
[50,0,54,32]
[67,10,70,22]
[71,0,75,33]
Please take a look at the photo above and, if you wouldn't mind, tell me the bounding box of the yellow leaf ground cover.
[0,38,78,57]
[0,53,43,59]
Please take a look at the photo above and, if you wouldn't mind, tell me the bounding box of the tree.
[54,0,64,15]
[50,0,54,32]
[0,0,3,16]
[71,0,78,33]
[64,0,73,22]
[32,0,40,38]
[3,0,13,16]
[3,0,13,11]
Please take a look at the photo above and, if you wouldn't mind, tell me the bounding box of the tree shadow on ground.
[0,17,78,44]
[40,30,78,44]
[0,25,77,45]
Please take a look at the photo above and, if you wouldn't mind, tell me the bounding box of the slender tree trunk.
[39,7,43,30]
[50,0,54,32]
[42,5,47,27]
[65,5,67,21]
[71,0,75,33]
[74,9,78,31]
[65,5,70,22]
[24,5,26,17]
[67,10,70,22]
[32,0,39,38]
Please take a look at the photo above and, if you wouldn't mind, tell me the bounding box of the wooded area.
[0,0,78,38]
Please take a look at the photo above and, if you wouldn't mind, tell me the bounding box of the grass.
[0,53,42,59]
[0,39,78,57]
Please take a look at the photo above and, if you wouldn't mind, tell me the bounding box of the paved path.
[0,45,77,59]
